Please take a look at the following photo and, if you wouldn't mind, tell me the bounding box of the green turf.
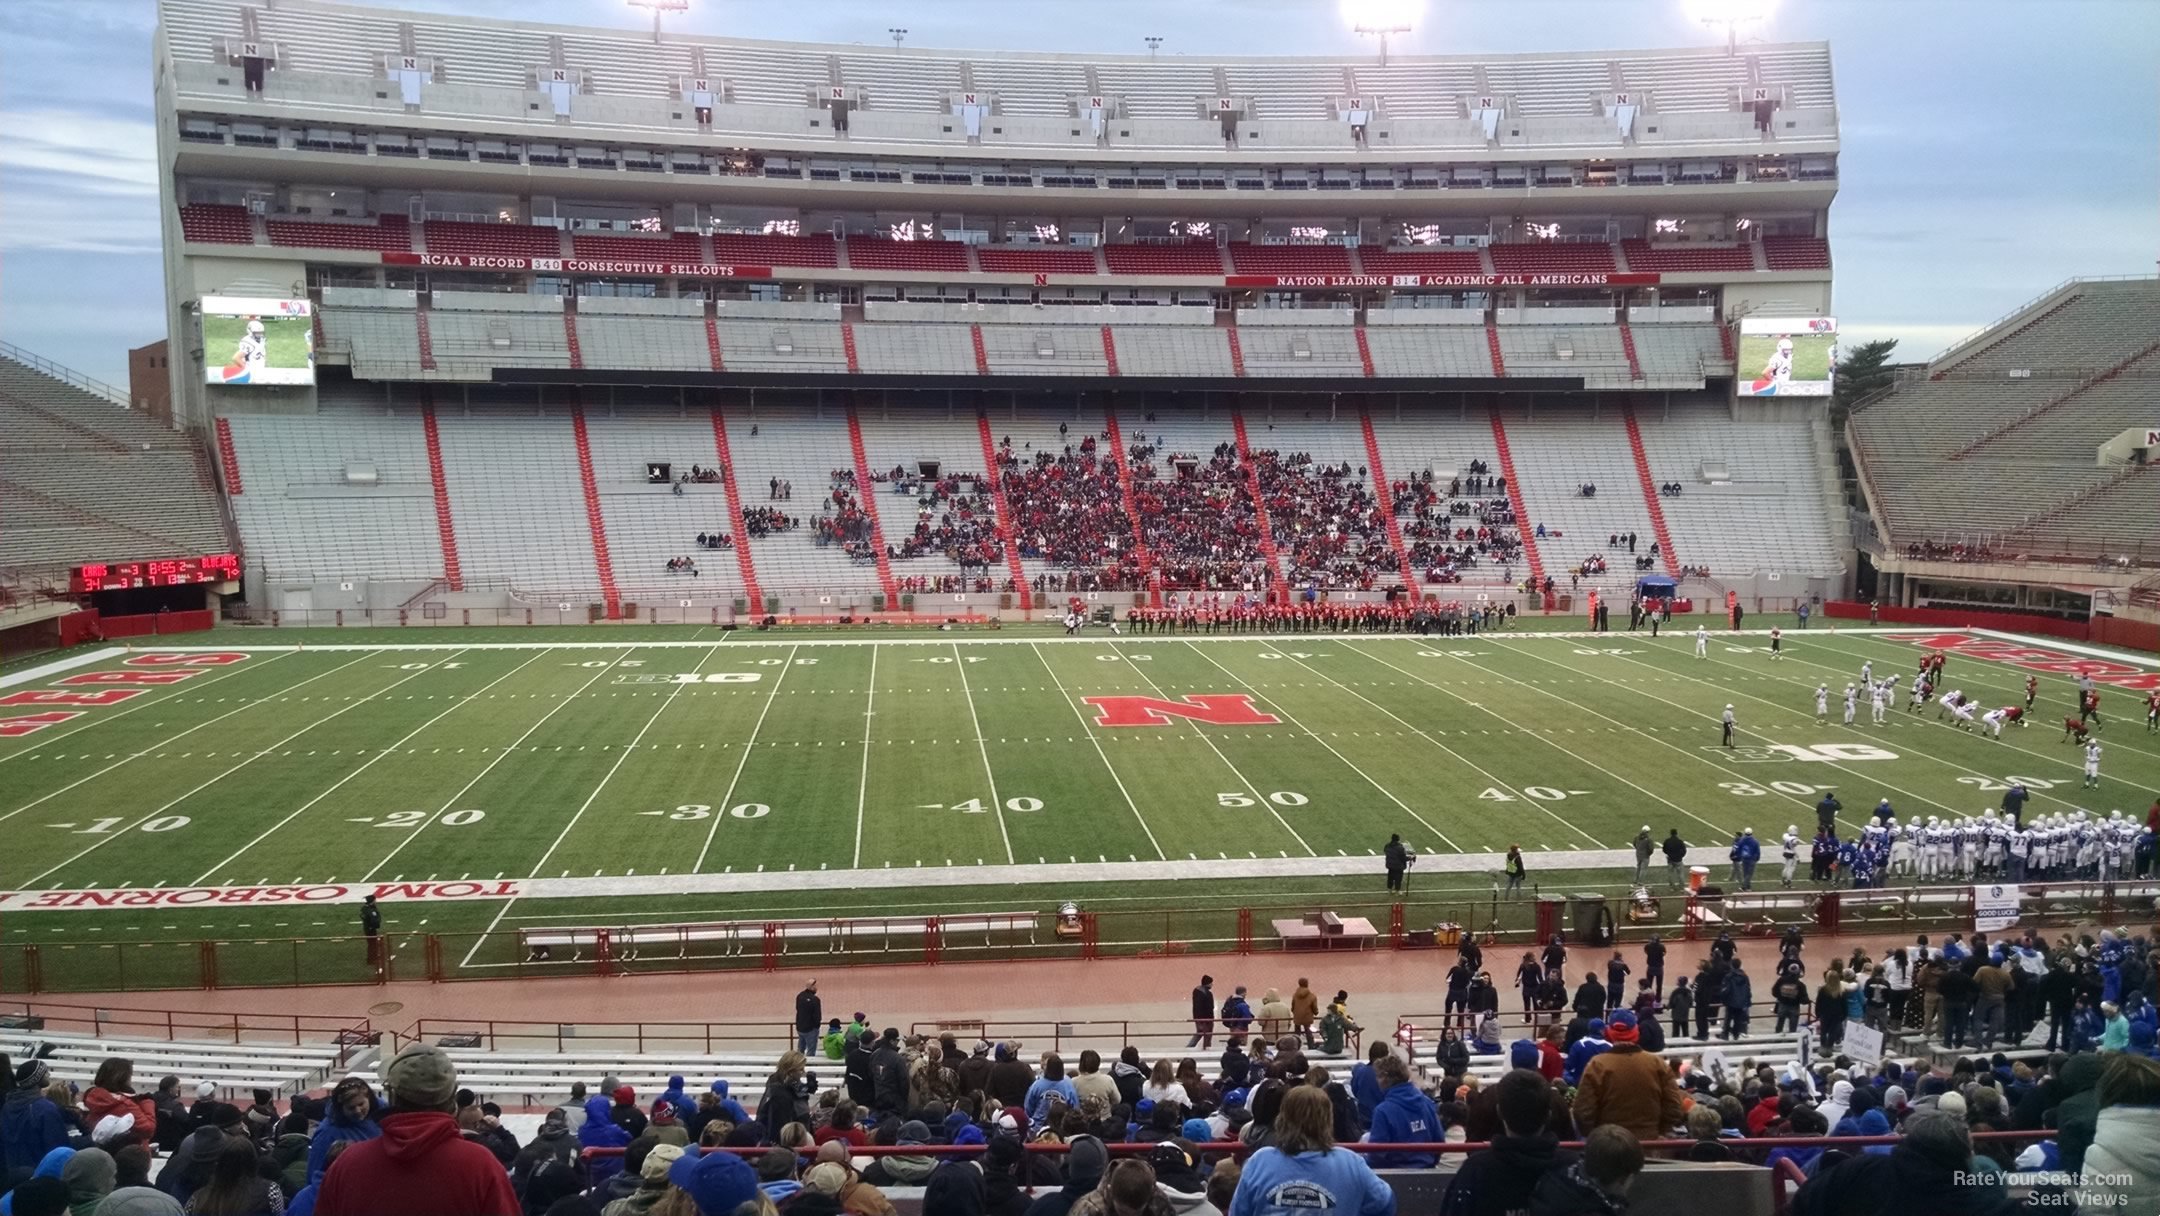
[3,622,2154,991]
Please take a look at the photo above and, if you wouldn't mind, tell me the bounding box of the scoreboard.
[70,553,241,593]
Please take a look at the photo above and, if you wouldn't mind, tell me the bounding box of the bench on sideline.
[520,912,1038,960]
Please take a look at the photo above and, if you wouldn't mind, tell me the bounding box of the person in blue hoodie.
[1360,1056,1439,1169]
[1763,1107,1831,1177]
[1734,830,1762,891]
[306,1077,381,1187]
[1831,1088,1894,1156]
[578,1094,630,1187]
[0,1146,73,1216]
[1230,1086,1395,1216]
[658,1075,690,1119]
[1348,1043,1389,1127]
[708,1079,749,1125]
[1563,1019,1611,1085]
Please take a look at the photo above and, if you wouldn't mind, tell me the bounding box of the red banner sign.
[0,879,523,911]
[1223,273,1662,289]
[382,252,772,278]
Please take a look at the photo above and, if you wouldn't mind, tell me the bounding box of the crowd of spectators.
[996,435,1146,592]
[1907,539,1997,563]
[694,533,735,551]
[813,477,879,565]
[664,557,702,577]
[1128,444,1270,592]
[740,509,799,541]
[1247,452,1394,591]
[1391,468,1521,587]
[887,474,1003,574]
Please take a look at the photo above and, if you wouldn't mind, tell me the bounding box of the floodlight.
[1685,0,1776,53]
[1343,0,1421,66]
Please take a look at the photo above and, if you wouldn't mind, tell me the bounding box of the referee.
[1722,704,1737,748]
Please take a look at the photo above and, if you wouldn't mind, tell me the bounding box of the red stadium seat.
[1761,236,1831,270]
[1358,247,1485,275]
[977,247,1099,275]
[708,233,839,268]
[1103,243,1226,275]
[844,238,971,273]
[422,220,564,260]
[1488,242,1618,274]
[570,231,708,262]
[178,204,255,245]
[1618,240,1754,274]
[266,215,411,253]
[1226,244,1353,275]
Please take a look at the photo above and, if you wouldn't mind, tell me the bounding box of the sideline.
[0,847,1635,912]
[0,646,125,688]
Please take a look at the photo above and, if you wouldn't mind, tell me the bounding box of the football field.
[2,622,2155,989]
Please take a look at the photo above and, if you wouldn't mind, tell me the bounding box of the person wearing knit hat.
[311,1045,518,1216]
[642,1141,686,1180]
[61,1145,117,1214]
[671,1149,760,1216]
[1573,1009,1683,1146]
[1509,1040,1540,1071]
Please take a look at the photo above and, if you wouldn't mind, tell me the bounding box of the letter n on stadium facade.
[1081,694,1281,728]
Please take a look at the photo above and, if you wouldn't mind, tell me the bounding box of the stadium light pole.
[626,0,687,42]
[889,27,908,49]
[1353,23,1411,68]
[1687,0,1775,55]
[1144,35,1163,59]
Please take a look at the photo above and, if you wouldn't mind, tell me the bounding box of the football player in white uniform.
[1949,697,1978,730]
[1869,681,1889,725]
[2084,741,2102,788]
[1860,660,1873,688]
[1815,684,1830,721]
[1887,818,1916,877]
[1843,683,1859,725]
[1694,625,1708,659]
[1780,824,1802,888]
[1982,706,2012,738]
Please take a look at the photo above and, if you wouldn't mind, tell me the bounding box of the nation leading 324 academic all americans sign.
[378,252,1660,290]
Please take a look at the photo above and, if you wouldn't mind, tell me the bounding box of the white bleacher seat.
[1362,328,1494,379]
[577,316,712,373]
[1503,414,1661,598]
[433,413,602,596]
[581,411,748,603]
[850,324,976,377]
[1636,415,1843,576]
[724,408,875,595]
[223,411,443,582]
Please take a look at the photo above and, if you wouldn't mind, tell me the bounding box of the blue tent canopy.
[1637,574,1678,598]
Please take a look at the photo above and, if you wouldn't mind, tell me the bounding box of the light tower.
[1144,36,1163,59]
[1343,0,1420,67]
[1690,0,1776,55]
[625,0,687,43]
[889,27,908,50]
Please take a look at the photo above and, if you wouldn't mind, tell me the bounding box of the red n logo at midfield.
[1082,694,1280,728]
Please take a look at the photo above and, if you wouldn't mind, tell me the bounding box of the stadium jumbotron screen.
[1738,316,1838,397]
[200,295,315,386]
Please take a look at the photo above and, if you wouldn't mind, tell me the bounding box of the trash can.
[1534,897,1562,945]
[1689,865,1710,892]
[1569,893,1614,946]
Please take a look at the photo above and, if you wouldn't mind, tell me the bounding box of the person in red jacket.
[83,1058,158,1138]
[316,1044,518,1216]
[1535,1026,1566,1082]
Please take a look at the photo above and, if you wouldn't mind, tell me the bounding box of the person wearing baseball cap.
[312,1044,517,1216]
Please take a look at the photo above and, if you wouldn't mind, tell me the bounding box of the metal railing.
[1926,274,2156,370]
[391,1018,794,1055]
[0,339,133,408]
[0,998,372,1055]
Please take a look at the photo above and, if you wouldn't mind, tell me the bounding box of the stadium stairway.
[1622,403,1681,577]
[569,400,623,618]
[1618,321,1646,382]
[844,404,901,602]
[214,418,245,494]
[1102,407,1161,602]
[420,395,466,590]
[579,411,746,607]
[1230,409,1289,600]
[1946,335,2160,460]
[1485,407,1544,588]
[1504,414,1663,603]
[976,414,1033,602]
[1360,408,1421,589]
[709,406,764,607]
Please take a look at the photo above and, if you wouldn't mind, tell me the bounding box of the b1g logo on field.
[1082,694,1280,728]
[1706,742,1900,764]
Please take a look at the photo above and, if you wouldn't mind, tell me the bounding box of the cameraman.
[1385,834,1415,892]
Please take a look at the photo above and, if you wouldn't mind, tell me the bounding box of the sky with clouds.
[2,0,2154,385]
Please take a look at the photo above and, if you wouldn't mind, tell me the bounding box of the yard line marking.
[17,655,462,888]
[1184,643,1463,851]
[952,643,1015,865]
[1106,641,1314,856]
[1026,642,1164,860]
[693,644,798,873]
[1476,638,1959,827]
[852,645,879,869]
[525,643,721,879]
[0,652,362,826]
[191,649,552,884]
[1623,641,2130,814]
[1350,641,1739,840]
[361,648,640,882]
[462,643,721,970]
